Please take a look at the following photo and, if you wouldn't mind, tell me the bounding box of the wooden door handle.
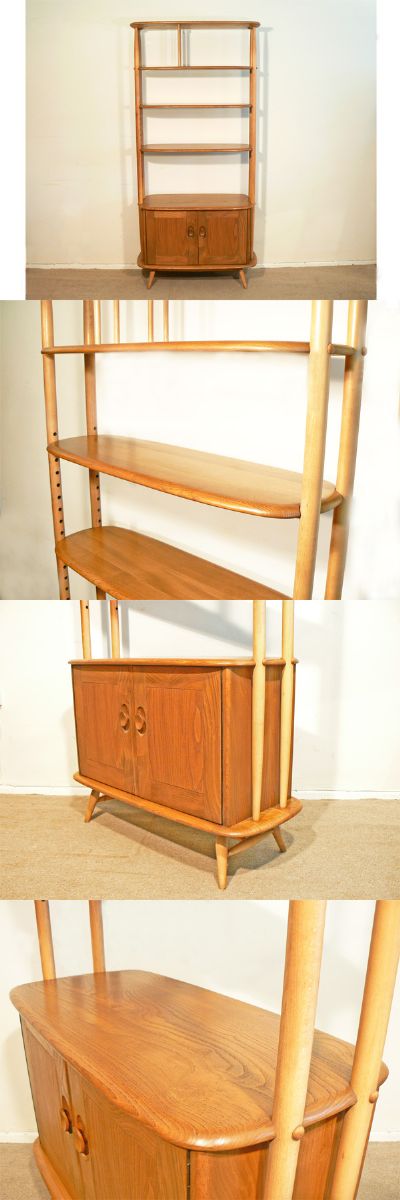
[187,225,195,238]
[119,703,130,731]
[199,226,206,238]
[60,1105,72,1134]
[134,706,146,734]
[73,1123,89,1156]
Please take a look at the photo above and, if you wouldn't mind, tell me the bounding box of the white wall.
[1,300,399,600]
[26,0,376,268]
[0,599,399,796]
[0,900,398,1138]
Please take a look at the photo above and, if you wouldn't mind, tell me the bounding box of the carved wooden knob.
[199,226,206,238]
[369,1089,379,1103]
[292,1124,305,1141]
[119,703,130,731]
[73,1124,89,1156]
[134,706,146,734]
[60,1106,72,1134]
[187,226,195,237]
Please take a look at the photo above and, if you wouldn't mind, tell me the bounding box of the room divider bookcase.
[41,298,367,601]
[11,900,400,1200]
[132,20,259,288]
[72,599,300,890]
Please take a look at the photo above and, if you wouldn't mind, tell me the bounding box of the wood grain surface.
[11,972,374,1152]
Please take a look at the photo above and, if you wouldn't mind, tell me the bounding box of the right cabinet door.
[145,210,199,266]
[132,667,222,822]
[198,210,248,265]
[72,666,136,793]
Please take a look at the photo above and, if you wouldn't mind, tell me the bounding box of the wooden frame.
[22,899,398,1200]
[131,21,259,288]
[41,299,367,602]
[76,599,299,890]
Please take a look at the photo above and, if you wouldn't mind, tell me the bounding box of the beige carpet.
[0,1142,398,1199]
[26,264,376,300]
[1,795,398,899]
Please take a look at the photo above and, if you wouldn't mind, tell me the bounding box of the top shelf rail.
[130,21,260,30]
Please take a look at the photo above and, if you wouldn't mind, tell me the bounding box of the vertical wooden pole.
[148,299,154,341]
[113,300,120,343]
[280,601,294,807]
[293,301,333,598]
[83,302,104,599]
[263,901,327,1200]
[41,301,70,599]
[252,600,266,820]
[177,23,182,67]
[34,901,56,981]
[249,27,257,253]
[110,600,121,658]
[331,901,400,1200]
[163,300,169,342]
[80,600,92,658]
[93,302,101,346]
[89,901,106,973]
[134,29,144,205]
[325,300,368,599]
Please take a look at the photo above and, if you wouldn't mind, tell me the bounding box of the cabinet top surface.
[11,970,377,1152]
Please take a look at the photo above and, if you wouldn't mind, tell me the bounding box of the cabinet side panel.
[191,1144,268,1200]
[222,667,252,825]
[293,1114,344,1200]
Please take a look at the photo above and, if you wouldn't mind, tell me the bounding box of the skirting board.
[1,786,399,800]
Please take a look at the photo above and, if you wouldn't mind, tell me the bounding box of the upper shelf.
[131,21,260,28]
[12,970,368,1151]
[48,435,342,519]
[140,103,252,109]
[139,65,252,71]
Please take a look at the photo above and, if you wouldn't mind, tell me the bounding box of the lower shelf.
[56,526,285,599]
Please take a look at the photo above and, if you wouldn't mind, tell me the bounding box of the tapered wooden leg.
[273,828,286,852]
[84,790,101,823]
[147,270,156,290]
[239,269,247,289]
[215,839,229,890]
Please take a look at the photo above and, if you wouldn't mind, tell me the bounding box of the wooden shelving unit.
[41,299,367,602]
[11,899,399,1199]
[73,598,300,891]
[131,20,259,288]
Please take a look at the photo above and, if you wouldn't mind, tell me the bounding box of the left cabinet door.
[22,1022,84,1200]
[145,210,199,266]
[72,666,136,793]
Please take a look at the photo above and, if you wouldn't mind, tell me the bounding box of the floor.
[2,795,398,899]
[0,1142,398,1199]
[26,264,376,300]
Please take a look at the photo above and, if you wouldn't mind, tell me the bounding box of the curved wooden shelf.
[49,435,342,519]
[139,65,252,72]
[74,772,302,838]
[141,103,252,109]
[141,143,250,154]
[141,193,252,209]
[12,970,376,1152]
[131,20,260,28]
[55,527,285,599]
[44,340,310,355]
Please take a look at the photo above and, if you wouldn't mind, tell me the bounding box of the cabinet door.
[68,1065,187,1200]
[132,667,222,822]
[145,210,198,266]
[198,210,248,265]
[22,1022,84,1200]
[72,666,136,793]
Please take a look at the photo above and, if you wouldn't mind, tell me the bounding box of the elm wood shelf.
[56,528,283,600]
[141,143,251,153]
[48,435,341,520]
[13,901,399,1200]
[130,21,260,28]
[42,300,367,601]
[12,971,377,1151]
[133,22,259,287]
[141,193,252,209]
